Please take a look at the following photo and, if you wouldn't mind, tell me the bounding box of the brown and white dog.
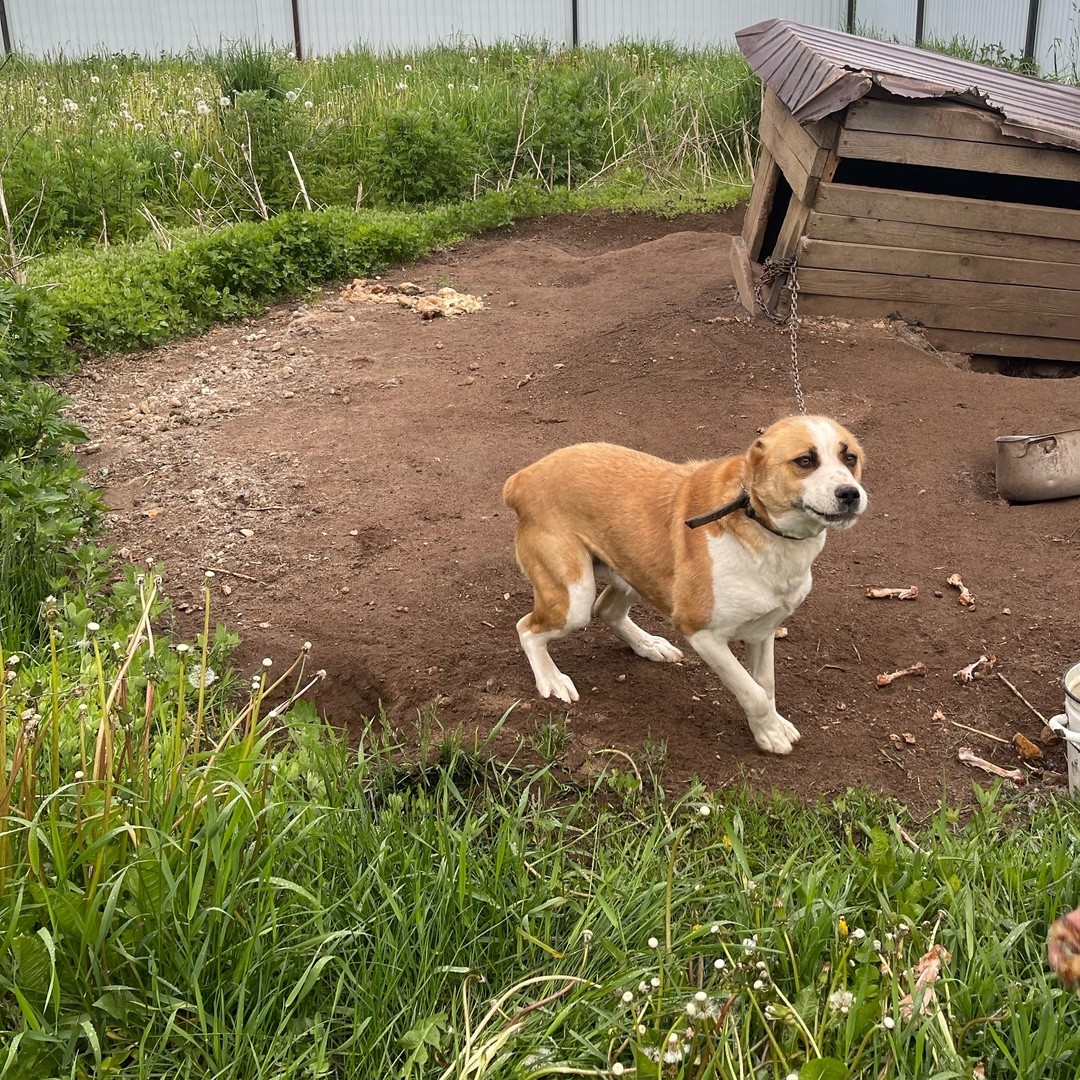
[502,415,866,755]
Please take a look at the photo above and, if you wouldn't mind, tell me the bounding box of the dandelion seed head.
[304,99,313,108]
[647,936,659,949]
[620,990,633,1004]
[469,55,478,64]
[853,927,866,941]
[219,95,231,107]
[611,1064,624,1077]
[650,976,660,988]
[62,98,79,113]
[189,666,217,689]
[403,64,412,72]
[197,101,211,115]
[698,803,711,816]
[883,1015,896,1030]
[74,770,85,781]
[176,643,191,654]
[753,978,764,990]
[395,81,407,90]
[90,74,100,83]
[828,990,854,1014]
[582,928,593,943]
[86,622,100,633]
[36,94,47,104]
[713,957,726,970]
[134,122,144,132]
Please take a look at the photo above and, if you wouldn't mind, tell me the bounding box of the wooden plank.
[741,145,780,261]
[805,212,1080,265]
[797,294,1080,340]
[836,127,1080,182]
[763,87,839,157]
[926,328,1080,362]
[797,238,1080,290]
[845,98,1049,151]
[813,182,1080,243]
[758,87,838,206]
[798,268,1080,316]
[729,236,757,316]
[760,103,815,205]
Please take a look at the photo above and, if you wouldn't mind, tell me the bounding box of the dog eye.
[843,452,859,468]
[793,455,815,469]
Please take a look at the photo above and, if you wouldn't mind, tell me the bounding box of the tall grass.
[3,574,1080,1078]
[0,43,758,259]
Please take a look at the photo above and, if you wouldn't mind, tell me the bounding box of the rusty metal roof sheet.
[736,19,1080,152]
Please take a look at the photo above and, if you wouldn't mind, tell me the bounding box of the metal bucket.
[995,428,1080,503]
[1048,663,1080,796]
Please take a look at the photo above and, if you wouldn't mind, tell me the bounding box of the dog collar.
[684,486,810,541]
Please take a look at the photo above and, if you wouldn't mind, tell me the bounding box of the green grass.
[2,575,1080,1078]
[0,42,758,259]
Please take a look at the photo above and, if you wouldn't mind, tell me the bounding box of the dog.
[501,415,866,755]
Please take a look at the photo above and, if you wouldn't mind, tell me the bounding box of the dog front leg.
[744,635,776,704]
[687,631,800,755]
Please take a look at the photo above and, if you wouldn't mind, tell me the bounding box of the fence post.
[845,0,856,34]
[1024,0,1041,62]
[0,0,12,55]
[571,0,579,46]
[291,0,303,59]
[914,0,925,44]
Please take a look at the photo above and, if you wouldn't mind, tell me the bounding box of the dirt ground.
[62,207,1080,805]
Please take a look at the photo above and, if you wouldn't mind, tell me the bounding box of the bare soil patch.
[63,207,1080,805]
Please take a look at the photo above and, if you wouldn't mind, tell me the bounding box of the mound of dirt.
[63,207,1080,805]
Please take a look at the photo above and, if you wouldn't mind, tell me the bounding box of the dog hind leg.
[513,533,595,704]
[593,580,683,662]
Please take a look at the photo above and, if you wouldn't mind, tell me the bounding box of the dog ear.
[746,438,767,476]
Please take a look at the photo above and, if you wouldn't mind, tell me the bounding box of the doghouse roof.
[736,19,1080,152]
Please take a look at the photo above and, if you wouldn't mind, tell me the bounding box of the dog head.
[745,415,867,539]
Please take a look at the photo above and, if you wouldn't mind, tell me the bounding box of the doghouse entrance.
[759,171,792,261]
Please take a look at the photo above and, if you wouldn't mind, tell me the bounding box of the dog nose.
[835,485,861,507]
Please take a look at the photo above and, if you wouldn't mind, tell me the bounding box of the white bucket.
[1048,662,1080,796]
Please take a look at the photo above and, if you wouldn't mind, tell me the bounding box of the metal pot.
[995,428,1080,503]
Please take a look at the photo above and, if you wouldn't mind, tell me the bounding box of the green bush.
[366,108,478,205]
[0,281,69,379]
[0,379,103,651]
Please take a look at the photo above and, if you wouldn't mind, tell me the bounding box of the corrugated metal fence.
[2,0,1076,75]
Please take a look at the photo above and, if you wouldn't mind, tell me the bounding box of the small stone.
[239,528,254,537]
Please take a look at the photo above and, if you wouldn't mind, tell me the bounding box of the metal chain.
[753,256,805,415]
[788,261,805,415]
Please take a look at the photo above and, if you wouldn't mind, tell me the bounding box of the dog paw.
[536,670,579,704]
[750,713,801,755]
[632,634,684,663]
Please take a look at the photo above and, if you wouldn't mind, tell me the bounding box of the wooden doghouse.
[733,20,1080,363]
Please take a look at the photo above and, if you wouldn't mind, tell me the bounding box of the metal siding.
[577,0,845,47]
[300,0,571,54]
[5,0,292,56]
[1034,0,1080,77]
[922,0,1027,55]
[849,0,918,44]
